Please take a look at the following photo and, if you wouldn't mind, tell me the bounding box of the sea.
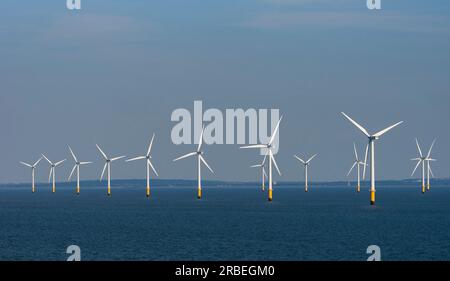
[0,179,449,261]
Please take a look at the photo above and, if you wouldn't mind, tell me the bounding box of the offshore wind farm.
[3,0,450,263]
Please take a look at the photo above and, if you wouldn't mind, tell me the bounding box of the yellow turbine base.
[268,189,273,202]
[422,185,425,194]
[146,186,150,198]
[107,186,111,196]
[197,188,202,199]
[370,190,375,205]
[357,185,360,193]
[76,187,80,195]
[427,184,430,191]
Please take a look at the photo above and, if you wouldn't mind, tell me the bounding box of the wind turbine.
[346,143,367,193]
[173,127,214,199]
[341,112,403,205]
[68,146,92,195]
[126,134,159,197]
[42,155,66,193]
[425,140,437,191]
[250,155,267,191]
[240,116,282,201]
[96,144,126,196]
[411,139,436,193]
[19,157,42,193]
[294,154,317,192]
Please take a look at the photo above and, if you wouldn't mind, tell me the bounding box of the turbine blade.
[373,121,404,137]
[55,159,66,166]
[173,152,197,162]
[268,116,283,145]
[111,156,126,162]
[148,160,159,177]
[341,112,370,137]
[353,142,359,161]
[250,165,261,168]
[42,154,52,165]
[33,157,42,167]
[411,158,421,161]
[306,154,318,164]
[100,163,107,181]
[126,156,146,162]
[415,138,423,158]
[294,155,305,164]
[263,167,268,178]
[429,165,435,178]
[239,144,267,149]
[68,146,78,163]
[96,144,108,160]
[20,161,32,168]
[197,126,205,152]
[147,134,155,156]
[271,152,281,176]
[347,162,357,177]
[68,165,77,181]
[411,160,422,177]
[80,161,92,165]
[363,143,369,180]
[48,167,53,183]
[200,155,214,174]
[261,153,268,166]
[427,139,436,158]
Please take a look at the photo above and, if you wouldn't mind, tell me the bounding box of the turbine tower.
[68,146,92,195]
[346,143,367,193]
[96,144,125,196]
[250,155,267,191]
[42,155,66,193]
[19,157,42,193]
[126,134,159,197]
[341,112,403,205]
[294,154,317,192]
[240,117,282,201]
[173,127,214,199]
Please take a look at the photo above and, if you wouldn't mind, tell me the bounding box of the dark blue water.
[1,181,449,261]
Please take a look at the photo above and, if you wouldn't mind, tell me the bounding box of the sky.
[1,0,450,184]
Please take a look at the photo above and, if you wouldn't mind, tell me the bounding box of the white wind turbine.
[346,143,367,193]
[173,127,214,199]
[411,139,436,193]
[126,134,159,197]
[294,154,317,192]
[250,155,267,192]
[19,157,42,193]
[42,155,66,193]
[341,112,403,205]
[240,116,282,201]
[68,146,92,195]
[96,144,126,196]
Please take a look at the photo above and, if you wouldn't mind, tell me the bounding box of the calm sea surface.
[0,181,449,261]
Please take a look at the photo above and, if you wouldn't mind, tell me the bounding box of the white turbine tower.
[250,155,267,192]
[68,146,92,195]
[126,134,159,198]
[411,139,436,193]
[96,144,126,196]
[425,140,437,191]
[346,143,367,193]
[341,112,403,205]
[19,157,42,193]
[240,116,282,202]
[294,154,317,192]
[173,127,214,199]
[42,155,66,193]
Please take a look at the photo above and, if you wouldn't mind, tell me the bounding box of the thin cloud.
[242,11,450,33]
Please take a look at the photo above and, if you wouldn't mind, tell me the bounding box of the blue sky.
[1,0,450,183]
